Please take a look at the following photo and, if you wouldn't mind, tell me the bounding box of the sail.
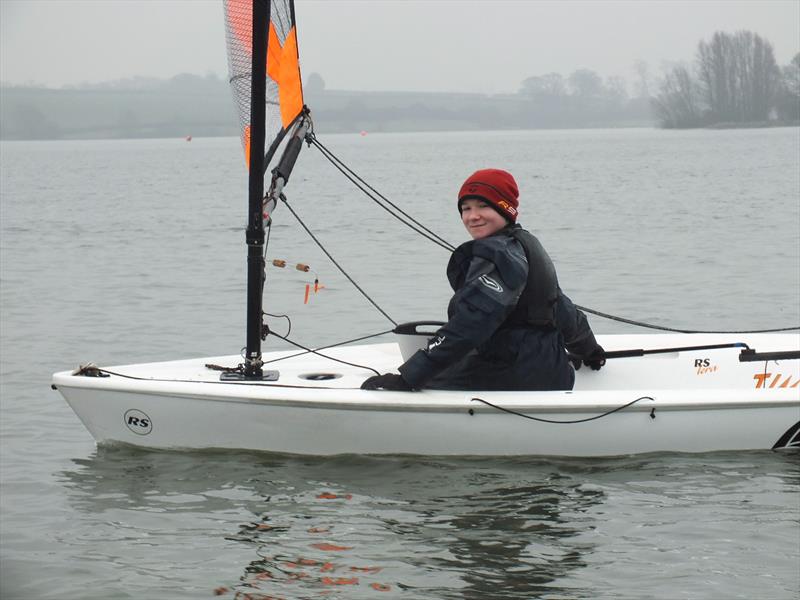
[224,0,305,169]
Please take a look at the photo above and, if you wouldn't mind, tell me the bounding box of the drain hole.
[299,373,343,381]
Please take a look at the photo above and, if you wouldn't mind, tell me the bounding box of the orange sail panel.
[243,124,251,167]
[224,0,305,167]
[267,23,304,129]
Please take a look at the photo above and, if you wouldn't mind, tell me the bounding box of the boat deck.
[53,333,800,407]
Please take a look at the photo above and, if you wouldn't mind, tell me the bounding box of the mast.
[244,0,270,379]
[222,0,306,381]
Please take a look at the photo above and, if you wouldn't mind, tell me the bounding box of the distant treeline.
[2,29,798,141]
[653,31,800,128]
[0,69,653,141]
[0,74,236,140]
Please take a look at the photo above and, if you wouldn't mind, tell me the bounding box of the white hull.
[52,334,800,456]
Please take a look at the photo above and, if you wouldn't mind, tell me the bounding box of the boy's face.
[460,198,507,240]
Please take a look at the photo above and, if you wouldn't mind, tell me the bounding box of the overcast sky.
[1,0,798,93]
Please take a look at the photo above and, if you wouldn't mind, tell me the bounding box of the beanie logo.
[478,274,503,293]
[496,200,518,216]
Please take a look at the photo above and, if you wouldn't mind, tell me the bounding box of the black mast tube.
[244,0,270,378]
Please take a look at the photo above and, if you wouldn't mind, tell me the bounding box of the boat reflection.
[59,449,607,598]
[427,478,602,599]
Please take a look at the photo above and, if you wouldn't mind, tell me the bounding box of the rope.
[266,331,382,376]
[576,305,799,334]
[263,312,291,338]
[262,328,394,365]
[309,134,456,252]
[471,395,654,424]
[212,328,395,374]
[281,195,397,327]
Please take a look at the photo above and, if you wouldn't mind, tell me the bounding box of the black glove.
[360,373,413,391]
[583,345,606,371]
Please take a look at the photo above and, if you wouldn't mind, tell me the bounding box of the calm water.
[1,128,799,599]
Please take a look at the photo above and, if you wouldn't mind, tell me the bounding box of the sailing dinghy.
[51,0,800,456]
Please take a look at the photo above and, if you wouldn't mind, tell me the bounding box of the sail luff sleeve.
[244,0,269,374]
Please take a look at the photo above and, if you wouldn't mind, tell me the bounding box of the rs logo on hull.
[694,358,718,375]
[124,409,153,435]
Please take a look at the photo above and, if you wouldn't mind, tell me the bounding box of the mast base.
[219,370,279,382]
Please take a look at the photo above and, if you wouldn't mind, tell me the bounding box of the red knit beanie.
[457,169,519,223]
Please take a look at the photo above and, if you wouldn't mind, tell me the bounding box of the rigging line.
[575,304,799,334]
[309,136,456,252]
[310,139,454,252]
[471,396,654,424]
[280,196,398,327]
[309,134,455,249]
[263,221,272,288]
[267,331,381,376]
[308,138,798,335]
[261,219,273,284]
[263,311,292,338]
[262,328,395,365]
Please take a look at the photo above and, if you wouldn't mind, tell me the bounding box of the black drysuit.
[399,225,600,391]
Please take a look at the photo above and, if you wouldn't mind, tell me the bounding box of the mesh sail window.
[224,0,304,169]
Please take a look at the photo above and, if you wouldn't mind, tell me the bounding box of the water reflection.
[60,445,291,514]
[433,480,601,598]
[59,448,610,599]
